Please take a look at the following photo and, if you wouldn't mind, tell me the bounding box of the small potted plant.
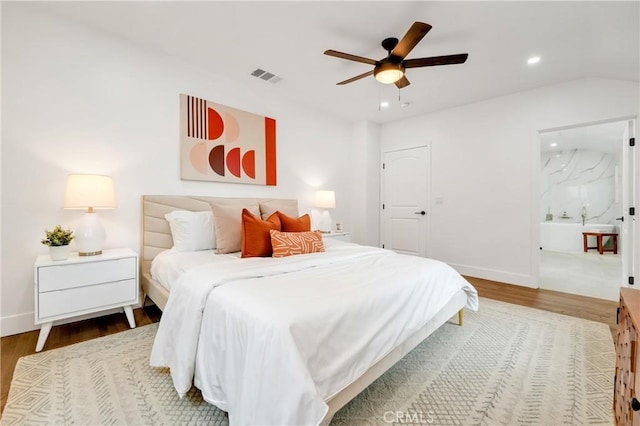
[41,225,74,261]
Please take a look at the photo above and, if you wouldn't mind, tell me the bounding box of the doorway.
[537,119,636,301]
[381,146,430,256]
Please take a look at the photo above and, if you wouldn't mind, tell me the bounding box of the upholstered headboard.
[141,195,298,276]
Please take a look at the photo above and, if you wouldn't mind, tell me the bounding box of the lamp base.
[319,210,333,233]
[75,212,106,256]
[79,250,103,256]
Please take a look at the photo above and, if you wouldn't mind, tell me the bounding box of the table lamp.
[63,174,115,256]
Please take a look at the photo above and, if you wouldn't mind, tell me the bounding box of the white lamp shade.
[64,174,116,210]
[315,190,336,209]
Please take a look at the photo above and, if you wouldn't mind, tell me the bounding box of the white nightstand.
[34,248,138,352]
[322,232,351,242]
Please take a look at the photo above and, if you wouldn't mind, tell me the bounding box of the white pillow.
[165,210,216,252]
[211,203,260,254]
[259,200,299,220]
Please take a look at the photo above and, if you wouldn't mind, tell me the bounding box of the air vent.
[250,68,282,84]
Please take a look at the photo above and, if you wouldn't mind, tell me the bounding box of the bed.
[141,195,478,425]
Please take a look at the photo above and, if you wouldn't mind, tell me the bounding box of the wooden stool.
[582,231,618,254]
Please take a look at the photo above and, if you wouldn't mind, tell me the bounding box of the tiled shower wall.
[540,149,621,224]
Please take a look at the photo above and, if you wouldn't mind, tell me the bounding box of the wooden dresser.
[615,288,640,425]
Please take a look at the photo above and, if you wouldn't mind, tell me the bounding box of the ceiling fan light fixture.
[374,62,405,84]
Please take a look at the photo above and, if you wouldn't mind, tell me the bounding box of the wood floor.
[465,276,619,337]
[0,279,619,416]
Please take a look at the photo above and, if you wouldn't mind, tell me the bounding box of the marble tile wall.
[540,149,620,225]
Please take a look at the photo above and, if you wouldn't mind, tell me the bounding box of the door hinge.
[630,207,636,216]
[382,243,385,249]
[382,163,386,170]
[382,203,385,210]
[630,276,635,285]
[630,137,636,147]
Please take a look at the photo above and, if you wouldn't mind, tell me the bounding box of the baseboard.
[0,312,40,337]
[449,263,536,288]
[1,291,145,338]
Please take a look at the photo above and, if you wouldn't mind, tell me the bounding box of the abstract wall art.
[180,94,276,185]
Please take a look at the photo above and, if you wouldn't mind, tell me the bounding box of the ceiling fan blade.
[395,76,411,89]
[404,53,469,68]
[391,22,432,59]
[324,49,378,65]
[336,70,374,85]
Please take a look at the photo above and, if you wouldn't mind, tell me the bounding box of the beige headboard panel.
[141,195,298,275]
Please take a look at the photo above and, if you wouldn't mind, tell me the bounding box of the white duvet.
[150,241,478,425]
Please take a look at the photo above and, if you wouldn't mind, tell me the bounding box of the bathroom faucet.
[581,207,587,226]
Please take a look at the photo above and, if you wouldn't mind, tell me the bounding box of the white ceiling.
[540,120,629,155]
[30,1,640,124]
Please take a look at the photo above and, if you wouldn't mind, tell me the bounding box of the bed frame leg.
[319,413,334,426]
[458,309,464,326]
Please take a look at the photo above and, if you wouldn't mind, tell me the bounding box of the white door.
[621,119,638,288]
[381,146,429,256]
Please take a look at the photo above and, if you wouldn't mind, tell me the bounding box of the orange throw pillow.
[241,209,281,258]
[277,212,311,232]
[270,230,325,258]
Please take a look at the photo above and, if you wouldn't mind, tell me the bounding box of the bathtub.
[540,222,618,253]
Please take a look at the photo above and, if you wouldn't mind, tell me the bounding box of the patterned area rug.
[1,298,614,425]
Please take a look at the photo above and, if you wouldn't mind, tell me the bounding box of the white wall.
[381,78,639,287]
[0,5,363,336]
[350,121,381,246]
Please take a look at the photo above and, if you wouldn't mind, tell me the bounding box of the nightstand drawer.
[322,232,351,242]
[38,278,137,319]
[38,257,136,292]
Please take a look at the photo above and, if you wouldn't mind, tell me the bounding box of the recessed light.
[380,101,389,108]
[550,142,557,147]
[527,56,541,65]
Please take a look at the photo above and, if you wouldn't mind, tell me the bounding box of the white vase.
[49,245,70,261]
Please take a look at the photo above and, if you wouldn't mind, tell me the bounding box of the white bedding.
[150,248,238,290]
[150,240,478,425]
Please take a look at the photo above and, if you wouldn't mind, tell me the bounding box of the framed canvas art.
[180,94,276,185]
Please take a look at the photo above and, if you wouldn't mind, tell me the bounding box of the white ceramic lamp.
[63,174,115,256]
[315,190,335,233]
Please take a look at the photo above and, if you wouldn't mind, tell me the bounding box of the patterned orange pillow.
[241,209,281,258]
[270,230,325,258]
[277,211,311,232]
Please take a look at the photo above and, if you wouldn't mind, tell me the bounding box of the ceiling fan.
[324,21,468,88]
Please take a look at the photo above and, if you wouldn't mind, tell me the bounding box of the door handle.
[414,211,426,216]
[615,216,624,222]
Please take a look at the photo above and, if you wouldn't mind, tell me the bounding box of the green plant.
[41,225,74,246]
